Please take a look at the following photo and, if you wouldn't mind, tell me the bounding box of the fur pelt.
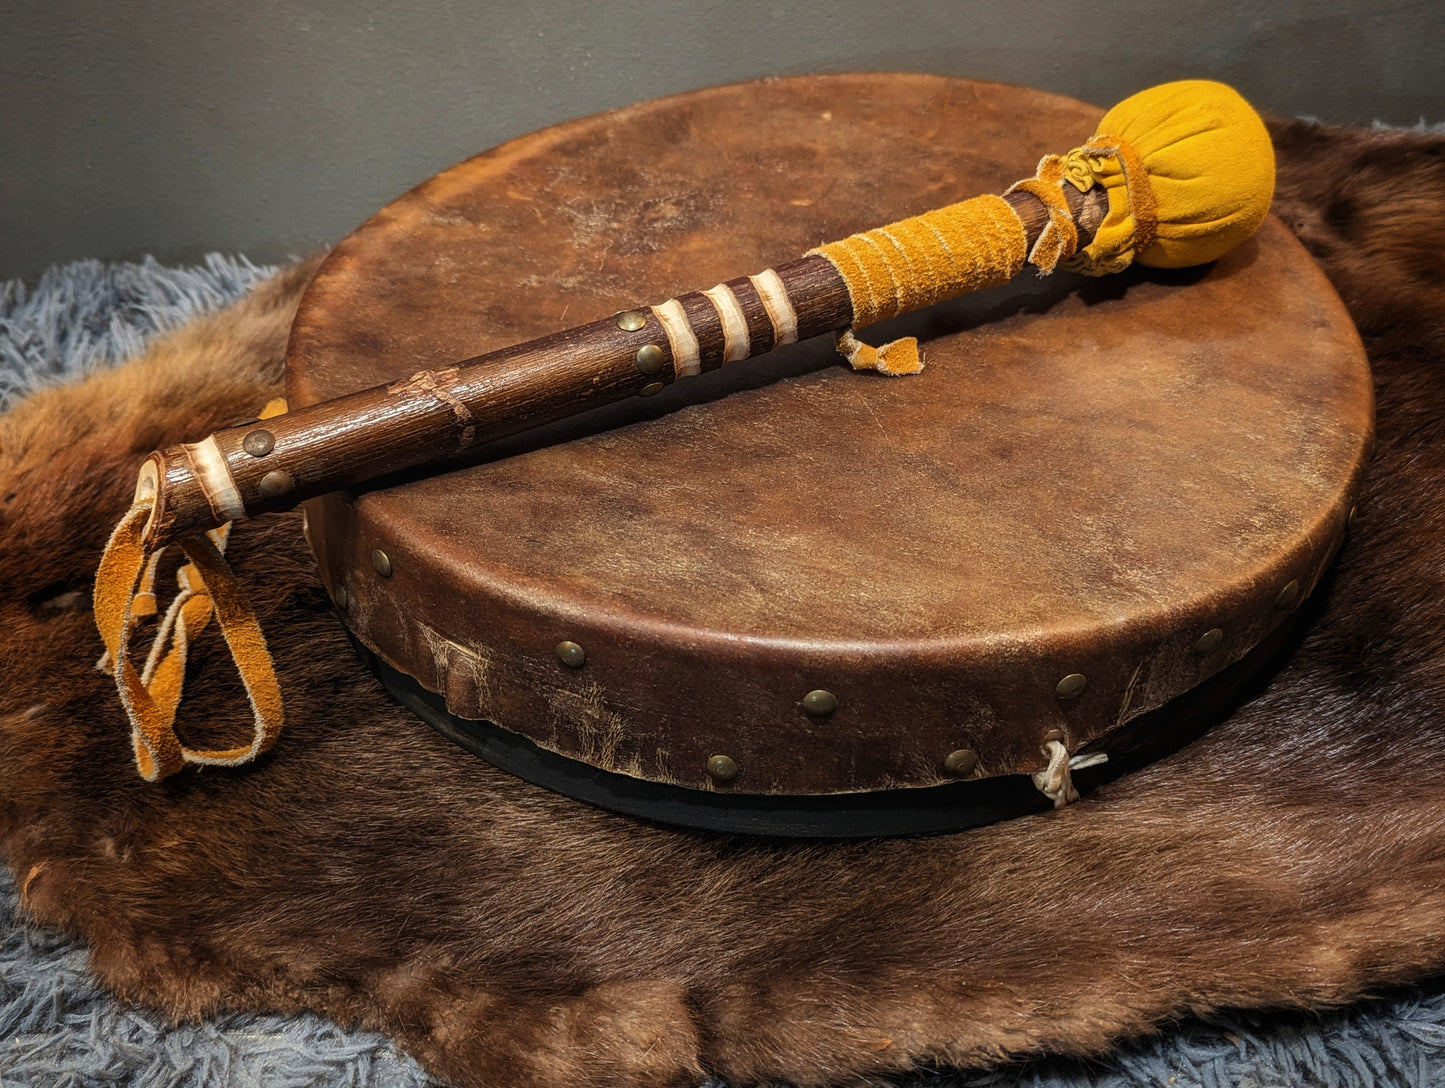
[2,119,1444,1088]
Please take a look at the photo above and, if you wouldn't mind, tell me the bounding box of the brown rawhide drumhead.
[287,74,1372,835]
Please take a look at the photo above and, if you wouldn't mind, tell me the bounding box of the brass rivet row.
[242,429,275,457]
[555,640,587,669]
[802,689,838,716]
[1054,673,1087,700]
[706,754,739,783]
[615,310,647,332]
[371,549,392,578]
[257,469,295,499]
[635,344,666,375]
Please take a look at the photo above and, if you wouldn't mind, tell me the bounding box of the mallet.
[131,79,1274,548]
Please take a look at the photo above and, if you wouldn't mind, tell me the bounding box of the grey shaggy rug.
[3,256,1445,1086]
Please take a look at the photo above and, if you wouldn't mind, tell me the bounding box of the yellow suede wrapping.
[1060,79,1275,274]
[812,193,1028,329]
[809,194,1027,374]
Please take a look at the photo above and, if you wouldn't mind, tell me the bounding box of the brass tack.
[333,584,350,611]
[1055,673,1087,700]
[257,469,295,499]
[1193,627,1224,656]
[638,381,665,397]
[1275,579,1301,611]
[943,748,978,777]
[242,429,275,457]
[555,640,586,669]
[635,344,666,375]
[615,310,646,332]
[371,549,392,578]
[802,689,838,716]
[706,754,739,783]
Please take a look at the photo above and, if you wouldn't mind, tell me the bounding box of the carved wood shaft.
[140,184,1106,546]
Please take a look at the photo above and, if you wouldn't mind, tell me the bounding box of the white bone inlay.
[750,268,799,345]
[702,284,751,364]
[184,436,246,522]
[651,298,701,377]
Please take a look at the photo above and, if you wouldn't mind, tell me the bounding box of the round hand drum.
[288,74,1372,836]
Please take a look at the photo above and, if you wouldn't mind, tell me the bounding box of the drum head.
[288,74,1372,832]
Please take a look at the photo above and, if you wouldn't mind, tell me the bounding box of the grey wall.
[3,0,1441,282]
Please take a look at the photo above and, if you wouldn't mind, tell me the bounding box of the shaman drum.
[286,74,1372,836]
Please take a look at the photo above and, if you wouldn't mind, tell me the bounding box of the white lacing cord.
[1032,740,1109,808]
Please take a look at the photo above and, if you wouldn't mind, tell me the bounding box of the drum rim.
[350,590,1314,837]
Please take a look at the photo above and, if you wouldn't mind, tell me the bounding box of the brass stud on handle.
[1193,628,1224,656]
[943,748,978,777]
[706,754,739,783]
[615,310,646,331]
[639,382,665,397]
[555,640,586,669]
[371,549,393,578]
[257,470,295,499]
[802,689,838,716]
[635,344,665,374]
[242,429,276,457]
[1055,673,1087,700]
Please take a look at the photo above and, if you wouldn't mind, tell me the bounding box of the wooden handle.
[139,183,1106,546]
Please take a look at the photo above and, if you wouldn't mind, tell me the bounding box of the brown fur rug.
[2,117,1444,1087]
